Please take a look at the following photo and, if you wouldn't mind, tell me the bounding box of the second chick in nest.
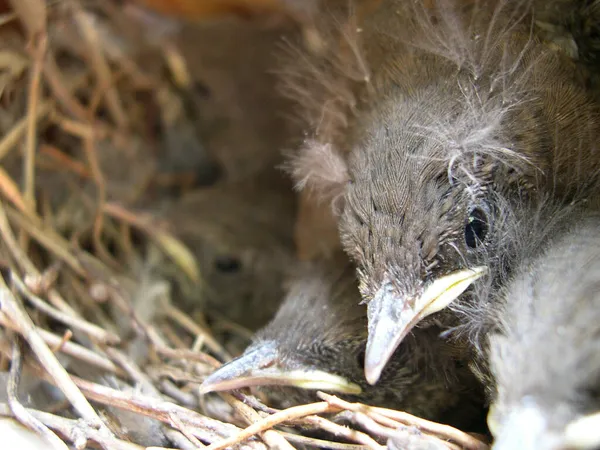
[201,254,485,430]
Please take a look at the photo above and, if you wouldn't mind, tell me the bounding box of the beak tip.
[364,350,385,385]
[198,380,215,395]
[364,371,380,386]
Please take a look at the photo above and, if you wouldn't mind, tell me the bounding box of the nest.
[0,1,490,449]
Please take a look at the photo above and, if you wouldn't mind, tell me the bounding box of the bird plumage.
[201,255,484,429]
[484,210,600,449]
[282,0,600,383]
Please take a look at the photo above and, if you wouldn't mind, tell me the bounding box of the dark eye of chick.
[465,207,489,248]
[214,255,242,273]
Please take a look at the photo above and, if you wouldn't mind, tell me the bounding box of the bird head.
[199,258,477,420]
[486,213,600,450]
[199,261,368,401]
[335,79,539,384]
[284,0,600,387]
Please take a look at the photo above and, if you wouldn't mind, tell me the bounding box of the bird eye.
[214,255,242,274]
[465,207,489,248]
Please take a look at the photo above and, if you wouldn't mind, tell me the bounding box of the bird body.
[201,255,484,428]
[485,211,600,450]
[284,0,600,383]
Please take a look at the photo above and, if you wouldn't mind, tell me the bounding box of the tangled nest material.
[0,1,490,449]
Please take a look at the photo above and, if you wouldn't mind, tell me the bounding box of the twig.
[0,312,126,377]
[168,412,206,448]
[103,202,201,284]
[0,11,17,27]
[8,0,46,38]
[205,402,341,450]
[67,275,115,330]
[50,114,99,140]
[51,329,73,353]
[6,333,68,450]
[29,366,266,447]
[0,404,144,450]
[232,393,279,415]
[277,431,370,450]
[102,202,162,228]
[144,323,172,351]
[4,204,87,277]
[0,275,111,434]
[83,128,118,269]
[92,280,175,357]
[71,3,127,128]
[0,201,80,317]
[351,411,459,450]
[105,347,159,393]
[159,321,191,349]
[303,415,384,450]
[159,380,197,408]
[23,262,61,295]
[104,349,203,449]
[162,303,228,360]
[11,271,121,344]
[0,102,52,162]
[163,43,191,89]
[164,428,198,450]
[85,10,159,91]
[220,392,295,450]
[0,166,28,213]
[42,56,89,120]
[22,31,47,217]
[319,393,489,450]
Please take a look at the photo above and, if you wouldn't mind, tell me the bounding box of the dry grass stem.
[0,102,51,162]
[204,401,342,450]
[11,272,121,344]
[71,3,127,128]
[319,393,490,450]
[6,335,69,450]
[22,32,47,216]
[0,166,28,212]
[162,303,227,359]
[0,275,111,432]
[276,431,369,450]
[8,0,46,38]
[303,414,385,450]
[36,368,267,447]
[0,313,125,375]
[0,403,144,450]
[220,392,295,450]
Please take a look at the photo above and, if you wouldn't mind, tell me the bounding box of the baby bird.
[200,255,484,428]
[284,0,600,384]
[485,211,600,450]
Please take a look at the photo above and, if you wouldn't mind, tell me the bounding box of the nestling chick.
[200,255,484,428]
[285,0,600,384]
[485,212,600,450]
[161,168,296,331]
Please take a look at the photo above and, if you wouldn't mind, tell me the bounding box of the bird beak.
[199,346,362,395]
[490,406,600,450]
[488,403,561,450]
[364,266,487,384]
[563,412,600,449]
